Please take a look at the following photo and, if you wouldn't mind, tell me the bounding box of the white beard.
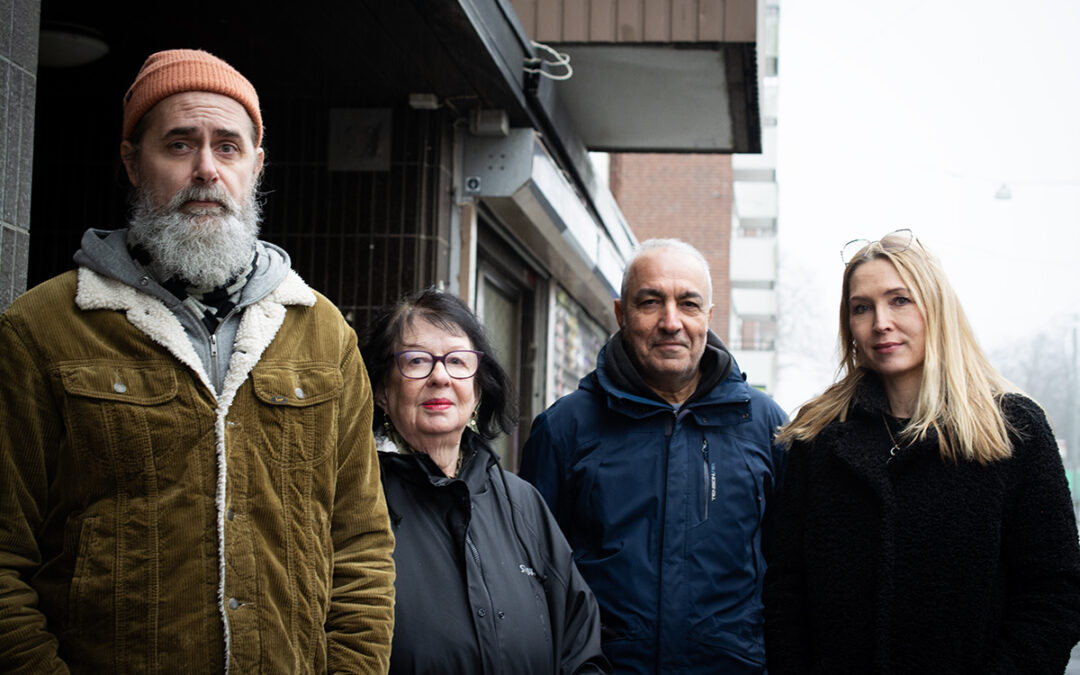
[127,182,262,289]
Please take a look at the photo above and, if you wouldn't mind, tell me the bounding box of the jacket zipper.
[702,438,711,520]
[465,528,509,674]
[465,532,498,622]
[209,306,242,393]
[209,333,218,375]
[466,531,482,568]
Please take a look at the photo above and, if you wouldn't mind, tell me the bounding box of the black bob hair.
[359,287,518,439]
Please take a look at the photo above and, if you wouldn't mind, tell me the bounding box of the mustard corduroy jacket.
[0,268,395,673]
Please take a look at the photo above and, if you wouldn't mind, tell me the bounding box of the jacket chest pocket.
[251,364,343,466]
[688,431,768,571]
[59,363,184,478]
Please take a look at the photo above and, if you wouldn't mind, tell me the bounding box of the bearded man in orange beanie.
[0,49,395,673]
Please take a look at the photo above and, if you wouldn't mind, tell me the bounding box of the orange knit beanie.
[122,49,262,147]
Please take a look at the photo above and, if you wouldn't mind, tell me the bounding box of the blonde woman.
[763,230,1080,674]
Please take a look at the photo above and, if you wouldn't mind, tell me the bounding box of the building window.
[737,218,777,238]
[733,318,777,351]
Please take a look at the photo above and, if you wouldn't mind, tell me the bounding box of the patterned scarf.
[130,244,259,334]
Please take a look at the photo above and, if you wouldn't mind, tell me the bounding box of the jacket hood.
[587,329,746,414]
[72,227,292,311]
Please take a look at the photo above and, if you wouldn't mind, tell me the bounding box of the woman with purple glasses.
[361,288,610,674]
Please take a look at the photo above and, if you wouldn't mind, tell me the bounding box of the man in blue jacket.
[520,238,787,674]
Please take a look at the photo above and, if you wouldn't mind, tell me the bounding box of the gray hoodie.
[72,228,291,393]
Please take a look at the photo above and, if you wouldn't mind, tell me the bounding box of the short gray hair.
[620,238,713,304]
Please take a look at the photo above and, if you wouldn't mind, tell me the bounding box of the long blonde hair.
[776,233,1018,464]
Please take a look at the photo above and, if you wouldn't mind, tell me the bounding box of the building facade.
[6,0,764,466]
[608,153,734,340]
[730,0,780,392]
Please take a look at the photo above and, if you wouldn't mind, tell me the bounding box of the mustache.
[650,339,690,348]
[162,183,240,215]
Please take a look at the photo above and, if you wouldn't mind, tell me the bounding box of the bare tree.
[774,254,840,413]
[991,317,1080,520]
[992,320,1077,449]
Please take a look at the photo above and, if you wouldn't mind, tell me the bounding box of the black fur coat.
[764,376,1080,674]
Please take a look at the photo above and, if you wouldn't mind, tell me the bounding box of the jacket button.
[139,276,150,287]
[294,387,305,399]
[226,509,236,521]
[477,608,486,618]
[113,382,127,394]
[497,611,505,619]
[228,598,241,610]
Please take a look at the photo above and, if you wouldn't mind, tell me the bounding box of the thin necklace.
[883,414,902,461]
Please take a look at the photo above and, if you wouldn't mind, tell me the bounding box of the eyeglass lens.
[840,228,914,265]
[396,350,481,379]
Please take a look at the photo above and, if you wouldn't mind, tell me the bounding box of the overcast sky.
[772,0,1080,412]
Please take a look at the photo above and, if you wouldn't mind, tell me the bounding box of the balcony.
[730,348,776,391]
[730,234,778,287]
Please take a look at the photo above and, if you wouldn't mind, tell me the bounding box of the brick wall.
[609,153,732,339]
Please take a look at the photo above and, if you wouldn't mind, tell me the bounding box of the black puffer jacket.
[764,376,1080,674]
[378,430,610,675]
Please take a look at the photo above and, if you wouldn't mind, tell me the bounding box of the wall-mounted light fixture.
[469,109,508,137]
[408,93,440,110]
[38,23,109,68]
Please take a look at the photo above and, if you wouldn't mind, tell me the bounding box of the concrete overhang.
[550,43,761,153]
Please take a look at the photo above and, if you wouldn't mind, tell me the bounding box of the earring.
[382,413,412,452]
[467,392,482,433]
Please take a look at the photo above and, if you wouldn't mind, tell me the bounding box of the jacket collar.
[73,228,299,314]
[587,330,750,421]
[74,265,315,401]
[820,373,938,497]
[377,429,494,494]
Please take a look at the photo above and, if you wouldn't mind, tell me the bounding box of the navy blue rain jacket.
[520,334,788,674]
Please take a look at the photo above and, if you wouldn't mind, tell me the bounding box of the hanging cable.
[523,40,573,81]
